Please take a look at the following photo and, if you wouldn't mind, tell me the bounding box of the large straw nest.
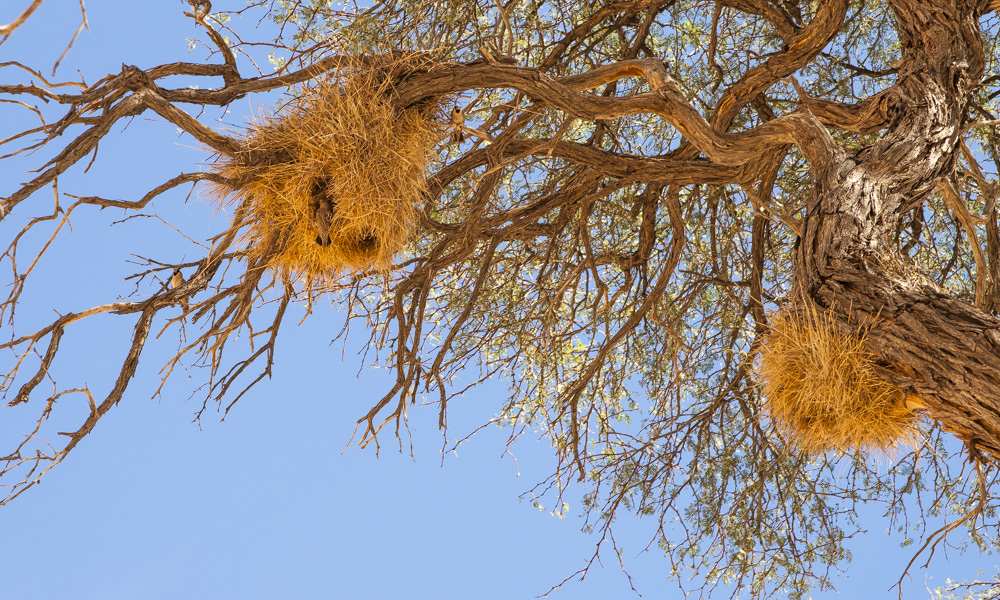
[210,59,439,282]
[758,301,921,454]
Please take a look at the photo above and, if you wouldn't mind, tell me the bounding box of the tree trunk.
[794,0,1000,460]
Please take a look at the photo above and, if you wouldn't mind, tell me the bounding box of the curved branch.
[428,138,757,198]
[711,0,847,131]
[401,59,834,167]
[0,0,44,39]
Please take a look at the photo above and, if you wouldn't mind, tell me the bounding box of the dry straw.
[210,58,440,284]
[758,301,921,454]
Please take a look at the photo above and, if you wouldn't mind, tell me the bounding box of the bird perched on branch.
[314,198,335,247]
[170,268,188,311]
[449,106,465,144]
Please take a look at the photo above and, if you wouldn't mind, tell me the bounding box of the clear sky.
[0,3,996,599]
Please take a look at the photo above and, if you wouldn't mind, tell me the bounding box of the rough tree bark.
[796,0,1000,461]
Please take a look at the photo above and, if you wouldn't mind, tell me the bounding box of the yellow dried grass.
[758,302,921,454]
[209,60,439,283]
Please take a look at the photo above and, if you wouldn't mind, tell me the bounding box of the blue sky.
[0,2,996,599]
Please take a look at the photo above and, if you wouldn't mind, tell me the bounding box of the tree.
[3,0,1000,596]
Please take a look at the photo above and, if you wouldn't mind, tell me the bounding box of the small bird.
[449,105,465,144]
[314,198,334,247]
[170,268,188,311]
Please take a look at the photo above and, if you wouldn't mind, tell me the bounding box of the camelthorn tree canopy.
[5,0,1000,597]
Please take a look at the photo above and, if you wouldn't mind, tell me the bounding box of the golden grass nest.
[210,61,439,282]
[758,302,921,454]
